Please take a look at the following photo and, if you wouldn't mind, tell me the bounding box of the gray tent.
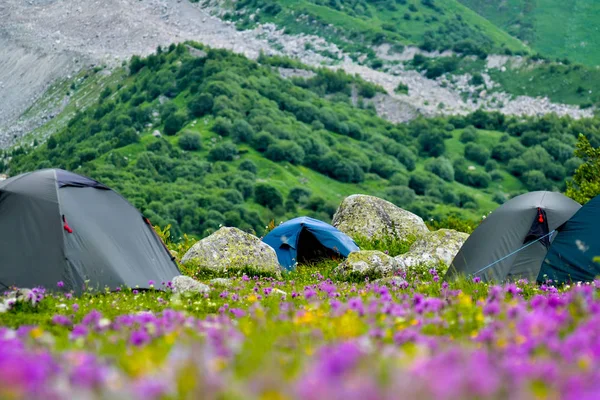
[0,169,180,293]
[445,191,581,283]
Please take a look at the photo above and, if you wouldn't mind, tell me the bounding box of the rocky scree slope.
[0,0,593,148]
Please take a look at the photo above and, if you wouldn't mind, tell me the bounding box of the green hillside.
[4,44,600,240]
[216,0,529,61]
[457,0,600,66]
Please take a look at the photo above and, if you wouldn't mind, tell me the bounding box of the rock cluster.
[331,195,469,279]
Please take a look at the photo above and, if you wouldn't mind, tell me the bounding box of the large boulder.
[181,227,282,277]
[395,229,469,269]
[332,194,428,241]
[334,250,402,279]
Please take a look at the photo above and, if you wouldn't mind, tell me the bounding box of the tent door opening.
[296,228,339,265]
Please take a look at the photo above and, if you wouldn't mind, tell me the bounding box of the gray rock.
[334,250,402,279]
[209,278,233,287]
[181,227,282,277]
[332,194,428,241]
[395,229,469,269]
[172,275,210,294]
[0,288,34,313]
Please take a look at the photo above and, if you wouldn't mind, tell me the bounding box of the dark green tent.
[540,195,600,283]
[445,191,581,283]
[0,169,180,293]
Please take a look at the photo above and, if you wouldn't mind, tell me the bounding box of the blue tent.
[262,217,359,271]
[540,195,600,283]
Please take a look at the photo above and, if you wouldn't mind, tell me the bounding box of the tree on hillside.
[566,134,600,204]
[255,184,283,210]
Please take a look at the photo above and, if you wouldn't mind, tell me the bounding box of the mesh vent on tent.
[524,208,550,248]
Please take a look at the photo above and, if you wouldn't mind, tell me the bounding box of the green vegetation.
[217,0,528,62]
[488,61,600,107]
[5,44,600,241]
[457,0,600,66]
[566,134,600,204]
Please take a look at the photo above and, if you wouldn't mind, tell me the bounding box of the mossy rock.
[332,194,428,241]
[181,227,282,278]
[334,250,402,280]
[395,229,469,269]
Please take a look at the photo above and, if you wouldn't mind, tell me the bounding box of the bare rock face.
[181,227,282,277]
[395,229,469,269]
[332,194,428,241]
[334,250,402,279]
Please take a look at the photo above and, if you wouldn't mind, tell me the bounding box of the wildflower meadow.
[1,261,600,400]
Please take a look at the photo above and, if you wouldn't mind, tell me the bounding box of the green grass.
[488,62,600,106]
[458,0,600,66]
[224,0,529,60]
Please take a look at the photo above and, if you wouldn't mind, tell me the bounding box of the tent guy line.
[472,230,556,278]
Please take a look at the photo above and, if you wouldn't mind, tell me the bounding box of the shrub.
[232,119,255,143]
[212,117,233,136]
[252,132,275,152]
[164,112,187,135]
[233,178,254,199]
[265,141,305,165]
[395,146,417,171]
[508,158,529,177]
[385,186,416,206]
[523,170,549,191]
[224,189,244,205]
[208,142,238,161]
[289,187,311,203]
[455,162,491,188]
[492,141,525,162]
[409,171,435,195]
[358,83,378,98]
[489,170,504,182]
[565,157,583,175]
[493,192,508,204]
[254,183,283,209]
[470,73,484,86]
[238,159,257,174]
[418,131,446,157]
[463,169,491,188]
[464,143,490,165]
[178,132,202,151]
[395,83,409,94]
[424,157,454,181]
[189,93,214,117]
[371,158,400,179]
[459,126,478,143]
[545,164,566,181]
[520,146,553,172]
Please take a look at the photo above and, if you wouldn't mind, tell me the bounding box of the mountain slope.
[214,0,529,57]
[2,0,593,151]
[457,0,600,66]
[6,44,600,239]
